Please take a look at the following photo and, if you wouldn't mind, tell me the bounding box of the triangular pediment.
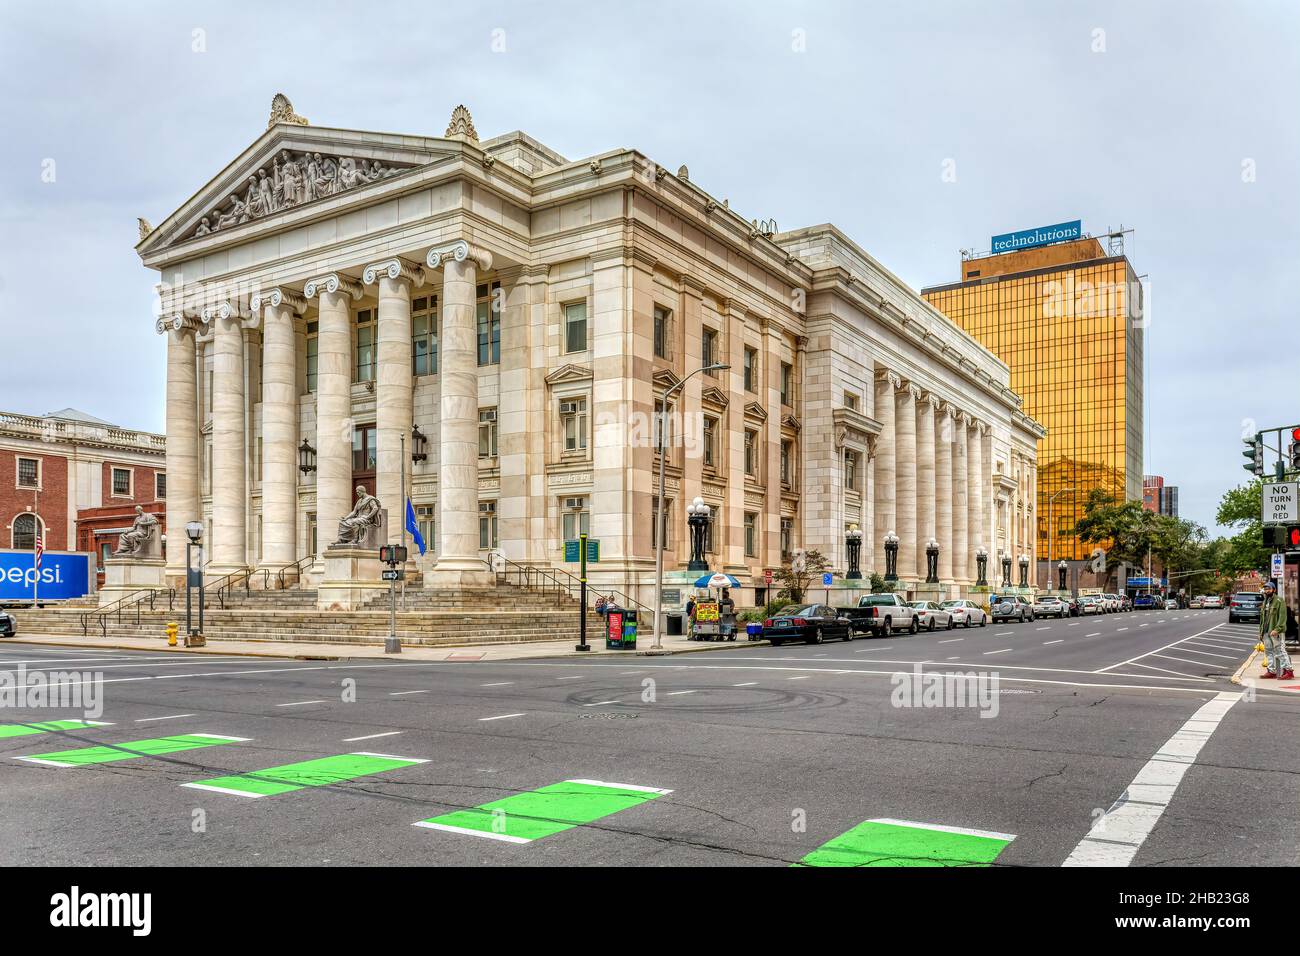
[781,413,801,432]
[545,363,593,385]
[744,401,768,423]
[700,385,729,410]
[652,367,682,391]
[138,124,470,259]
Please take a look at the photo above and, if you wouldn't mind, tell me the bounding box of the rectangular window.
[561,398,588,452]
[111,467,131,497]
[652,497,672,550]
[479,501,498,549]
[479,408,498,458]
[16,458,39,488]
[412,296,438,375]
[844,391,859,412]
[155,473,167,500]
[845,451,858,491]
[744,512,757,557]
[780,518,793,559]
[702,328,718,372]
[564,302,587,354]
[744,429,758,478]
[562,497,590,541]
[307,512,317,556]
[704,510,717,554]
[352,424,377,472]
[416,504,436,554]
[780,362,793,405]
[653,306,671,360]
[703,416,718,469]
[744,348,757,392]
[780,440,793,486]
[305,322,319,392]
[476,282,501,366]
[355,308,376,382]
[653,400,674,453]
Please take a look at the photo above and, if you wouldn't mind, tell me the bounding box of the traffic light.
[1290,526,1300,550]
[1269,524,1300,550]
[1290,427,1300,471]
[1243,432,1264,475]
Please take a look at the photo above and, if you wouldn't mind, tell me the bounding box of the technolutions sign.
[991,220,1082,254]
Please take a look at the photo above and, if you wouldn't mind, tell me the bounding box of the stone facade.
[138,100,1042,606]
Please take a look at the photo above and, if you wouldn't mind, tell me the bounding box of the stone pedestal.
[912,584,946,605]
[99,557,167,606]
[318,548,387,611]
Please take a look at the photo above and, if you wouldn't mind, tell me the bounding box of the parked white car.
[941,599,988,628]
[909,601,954,631]
[1078,595,1103,615]
[1032,596,1068,619]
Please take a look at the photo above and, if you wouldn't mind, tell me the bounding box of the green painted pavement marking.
[414,778,673,844]
[14,733,247,768]
[182,751,429,798]
[0,719,111,739]
[798,818,1015,867]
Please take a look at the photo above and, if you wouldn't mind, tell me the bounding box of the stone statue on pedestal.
[114,506,159,556]
[334,486,382,546]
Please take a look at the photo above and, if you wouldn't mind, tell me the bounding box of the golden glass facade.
[923,240,1144,561]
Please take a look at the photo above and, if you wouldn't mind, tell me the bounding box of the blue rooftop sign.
[991,220,1082,254]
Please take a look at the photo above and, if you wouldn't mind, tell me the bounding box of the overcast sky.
[1,0,1296,534]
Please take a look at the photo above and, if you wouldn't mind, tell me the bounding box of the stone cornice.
[362,257,426,288]
[303,273,363,301]
[426,239,492,272]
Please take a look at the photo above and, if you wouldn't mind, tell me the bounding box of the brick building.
[1,408,167,581]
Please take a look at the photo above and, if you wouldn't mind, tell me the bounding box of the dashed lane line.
[1086,633,1102,637]
[983,648,1013,655]
[478,713,526,722]
[134,714,196,723]
[938,638,963,644]
[389,690,429,696]
[276,700,328,707]
[1043,640,1064,646]
[343,731,404,742]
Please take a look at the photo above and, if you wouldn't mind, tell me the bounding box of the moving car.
[763,604,853,646]
[941,599,988,628]
[1163,598,1178,611]
[1202,595,1224,610]
[1078,595,1103,615]
[1188,596,1204,609]
[838,593,919,637]
[0,611,13,637]
[1228,592,1263,624]
[1032,595,1068,619]
[1133,593,1157,610]
[909,601,954,631]
[992,594,1034,622]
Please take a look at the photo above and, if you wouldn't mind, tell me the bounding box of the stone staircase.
[13,580,606,649]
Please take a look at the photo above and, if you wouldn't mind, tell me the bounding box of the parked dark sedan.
[763,604,853,646]
[0,611,14,637]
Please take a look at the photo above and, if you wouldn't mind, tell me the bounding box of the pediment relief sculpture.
[189,148,416,241]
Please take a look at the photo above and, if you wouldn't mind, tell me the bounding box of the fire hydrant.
[166,622,179,647]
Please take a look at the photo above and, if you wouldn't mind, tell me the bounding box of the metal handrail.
[486,553,655,632]
[276,555,315,590]
[211,567,269,610]
[80,586,176,638]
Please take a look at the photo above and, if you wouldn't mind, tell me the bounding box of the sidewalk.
[0,631,770,662]
[1231,646,1300,694]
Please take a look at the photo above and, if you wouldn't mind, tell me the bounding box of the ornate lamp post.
[1018,553,1030,589]
[298,438,317,474]
[410,425,428,463]
[686,497,712,572]
[884,531,900,582]
[845,526,864,580]
[1000,550,1012,588]
[1058,559,1069,591]
[975,546,989,588]
[925,538,940,584]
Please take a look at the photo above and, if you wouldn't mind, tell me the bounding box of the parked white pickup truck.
[837,593,919,637]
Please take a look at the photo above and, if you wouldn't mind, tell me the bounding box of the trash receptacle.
[605,607,637,649]
[666,613,683,636]
[746,622,763,641]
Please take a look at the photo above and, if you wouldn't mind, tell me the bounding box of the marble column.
[895,383,919,582]
[364,259,424,547]
[982,428,995,566]
[967,420,985,567]
[935,404,954,585]
[872,371,898,574]
[206,302,247,574]
[426,240,494,583]
[304,273,362,561]
[916,394,937,573]
[251,288,304,574]
[159,314,200,583]
[952,414,969,583]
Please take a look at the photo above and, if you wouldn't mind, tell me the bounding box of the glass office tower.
[923,236,1144,565]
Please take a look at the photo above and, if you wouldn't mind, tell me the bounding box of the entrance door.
[352,423,377,497]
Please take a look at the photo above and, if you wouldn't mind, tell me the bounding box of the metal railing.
[210,567,269,610]
[80,587,176,637]
[276,555,315,590]
[485,553,654,632]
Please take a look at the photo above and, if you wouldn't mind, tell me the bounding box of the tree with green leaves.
[772,549,830,603]
[1216,479,1272,580]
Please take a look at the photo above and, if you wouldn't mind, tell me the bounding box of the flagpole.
[400,434,406,612]
[32,484,39,608]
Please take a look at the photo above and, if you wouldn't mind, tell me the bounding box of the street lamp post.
[184,521,205,647]
[686,498,712,572]
[884,531,900,582]
[1058,559,1069,592]
[1047,487,1075,582]
[845,526,863,580]
[1000,550,1012,589]
[975,546,989,588]
[1018,553,1030,589]
[651,362,729,653]
[925,538,940,584]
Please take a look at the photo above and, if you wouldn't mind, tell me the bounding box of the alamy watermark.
[0,665,104,719]
[890,664,1000,718]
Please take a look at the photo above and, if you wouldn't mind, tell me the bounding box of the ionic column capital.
[303,273,363,301]
[362,257,426,289]
[201,300,252,329]
[426,239,493,272]
[876,368,902,390]
[920,391,941,409]
[251,286,308,315]
[902,382,923,401]
[155,313,199,335]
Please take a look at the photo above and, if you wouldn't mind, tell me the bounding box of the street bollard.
[166,622,179,647]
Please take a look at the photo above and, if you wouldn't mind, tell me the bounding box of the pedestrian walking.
[1260,582,1293,680]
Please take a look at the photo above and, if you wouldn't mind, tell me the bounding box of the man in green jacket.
[1259,582,1293,680]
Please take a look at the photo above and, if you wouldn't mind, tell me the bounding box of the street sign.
[763,569,773,585]
[564,539,600,563]
[822,572,833,586]
[1272,553,1284,580]
[381,569,404,581]
[1262,482,1299,524]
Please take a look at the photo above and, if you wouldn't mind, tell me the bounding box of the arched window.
[11,513,42,550]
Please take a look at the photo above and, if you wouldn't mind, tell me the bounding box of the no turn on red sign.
[1262,482,1300,524]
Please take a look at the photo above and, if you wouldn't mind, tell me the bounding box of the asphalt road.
[1,607,1296,867]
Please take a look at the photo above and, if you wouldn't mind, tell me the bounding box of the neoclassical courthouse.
[140,96,1043,609]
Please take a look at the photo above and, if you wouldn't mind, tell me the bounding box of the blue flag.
[405,497,426,556]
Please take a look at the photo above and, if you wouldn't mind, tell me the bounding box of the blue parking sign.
[822,572,833,586]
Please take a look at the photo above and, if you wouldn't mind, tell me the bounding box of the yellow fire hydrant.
[166,622,179,647]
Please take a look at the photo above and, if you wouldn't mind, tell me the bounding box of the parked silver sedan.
[1032,596,1068,619]
[909,601,955,631]
[941,599,988,628]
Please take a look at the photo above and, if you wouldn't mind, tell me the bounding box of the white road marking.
[343,731,404,741]
[984,648,1013,655]
[1168,647,1237,660]
[871,817,1017,842]
[389,690,429,696]
[1139,623,1149,627]
[1117,627,1129,632]
[276,700,327,707]
[350,752,429,762]
[732,682,758,686]
[182,783,264,798]
[665,690,696,696]
[480,682,514,687]
[1127,661,1203,678]
[787,675,810,680]
[478,713,526,721]
[555,676,584,680]
[1153,653,1225,668]
[1086,633,1101,637]
[134,714,195,722]
[1063,691,1242,867]
[1067,623,1081,627]
[569,778,674,794]
[583,700,620,707]
[413,821,531,843]
[1043,640,1064,645]
[996,631,1015,636]
[1036,627,1051,632]
[938,638,963,644]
